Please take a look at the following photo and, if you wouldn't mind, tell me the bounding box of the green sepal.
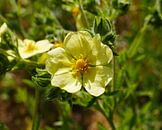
[72,90,96,107]
[32,68,51,87]
[93,18,112,36]
[45,87,72,102]
[92,17,116,47]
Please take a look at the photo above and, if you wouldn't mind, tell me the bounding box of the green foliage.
[0,0,162,130]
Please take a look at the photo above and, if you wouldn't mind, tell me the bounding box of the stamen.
[75,58,88,72]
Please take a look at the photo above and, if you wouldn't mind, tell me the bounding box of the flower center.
[75,58,88,73]
[25,42,37,53]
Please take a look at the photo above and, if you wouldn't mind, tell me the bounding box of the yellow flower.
[18,39,53,59]
[46,31,113,96]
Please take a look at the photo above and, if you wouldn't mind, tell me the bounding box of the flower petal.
[64,31,93,59]
[90,34,113,65]
[51,72,82,93]
[36,40,53,53]
[18,39,37,59]
[84,81,105,96]
[46,48,73,75]
[83,66,112,96]
[0,23,8,35]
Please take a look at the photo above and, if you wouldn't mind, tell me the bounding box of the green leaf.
[23,79,35,88]
[127,23,148,58]
[125,83,138,98]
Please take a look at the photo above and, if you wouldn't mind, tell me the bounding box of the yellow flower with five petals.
[18,39,53,59]
[46,31,113,96]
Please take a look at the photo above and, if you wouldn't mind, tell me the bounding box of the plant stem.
[108,114,116,130]
[112,55,115,91]
[32,85,41,130]
[78,0,89,28]
[112,55,117,108]
[110,55,116,130]
[97,101,116,130]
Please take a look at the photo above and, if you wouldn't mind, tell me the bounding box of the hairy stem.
[97,100,116,130]
[112,56,116,91]
[32,85,41,130]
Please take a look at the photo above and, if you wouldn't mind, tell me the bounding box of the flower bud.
[93,18,116,46]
